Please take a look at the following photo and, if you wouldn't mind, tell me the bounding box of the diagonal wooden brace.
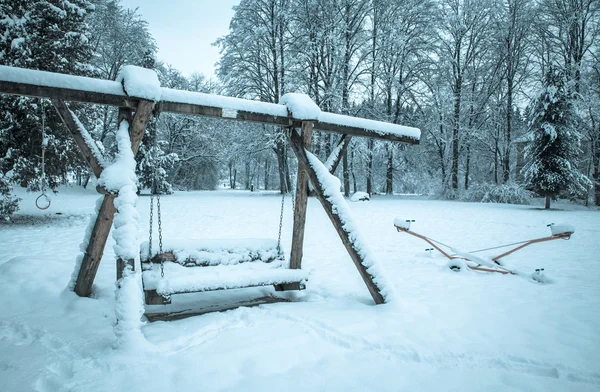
[52,99,105,178]
[288,128,385,304]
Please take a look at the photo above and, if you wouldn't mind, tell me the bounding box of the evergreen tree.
[0,0,94,217]
[522,69,591,209]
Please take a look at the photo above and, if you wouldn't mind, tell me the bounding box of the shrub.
[0,176,20,221]
[462,183,532,205]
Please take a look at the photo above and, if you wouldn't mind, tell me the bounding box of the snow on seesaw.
[1,186,599,392]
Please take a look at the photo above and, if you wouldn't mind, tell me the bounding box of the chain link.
[276,127,293,254]
[149,194,153,261]
[157,190,164,278]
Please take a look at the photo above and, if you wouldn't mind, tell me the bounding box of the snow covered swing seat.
[140,239,309,305]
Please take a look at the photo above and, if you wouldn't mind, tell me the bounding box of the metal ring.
[35,194,51,210]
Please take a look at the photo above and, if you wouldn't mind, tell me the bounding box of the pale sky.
[120,0,241,77]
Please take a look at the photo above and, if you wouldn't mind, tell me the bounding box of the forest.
[1,0,599,220]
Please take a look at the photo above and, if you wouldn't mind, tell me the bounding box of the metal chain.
[148,193,154,261]
[276,129,288,254]
[157,189,164,278]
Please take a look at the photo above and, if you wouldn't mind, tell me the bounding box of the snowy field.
[1,186,599,392]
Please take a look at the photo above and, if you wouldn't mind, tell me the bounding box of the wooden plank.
[288,128,386,304]
[147,274,306,296]
[309,119,419,144]
[130,100,156,151]
[145,295,290,322]
[145,290,171,305]
[328,134,352,174]
[0,75,419,144]
[52,99,104,178]
[159,102,292,127]
[289,121,313,270]
[0,80,136,108]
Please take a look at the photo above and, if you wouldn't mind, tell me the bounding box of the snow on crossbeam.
[0,65,131,107]
[0,65,420,143]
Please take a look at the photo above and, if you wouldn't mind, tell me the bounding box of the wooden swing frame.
[0,65,420,310]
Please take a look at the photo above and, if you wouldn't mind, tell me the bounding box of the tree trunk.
[464,143,471,190]
[232,169,237,190]
[503,84,513,183]
[594,132,600,206]
[244,160,250,189]
[494,137,499,184]
[351,148,357,193]
[451,74,462,192]
[366,139,374,195]
[385,144,393,195]
[545,195,551,209]
[275,138,287,194]
[343,149,350,197]
[264,157,270,190]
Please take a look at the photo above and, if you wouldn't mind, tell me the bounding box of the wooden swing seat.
[140,238,308,306]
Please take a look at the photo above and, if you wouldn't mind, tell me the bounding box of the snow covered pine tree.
[522,68,591,209]
[0,0,94,218]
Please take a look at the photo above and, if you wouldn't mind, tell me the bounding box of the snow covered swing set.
[0,65,420,321]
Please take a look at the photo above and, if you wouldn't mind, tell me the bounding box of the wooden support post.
[74,102,155,297]
[289,121,313,270]
[288,129,385,304]
[74,194,117,297]
[52,99,104,178]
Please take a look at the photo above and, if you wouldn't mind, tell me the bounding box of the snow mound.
[117,65,162,101]
[550,223,575,236]
[280,93,321,120]
[97,122,137,193]
[393,218,413,230]
[140,238,285,267]
[350,192,370,202]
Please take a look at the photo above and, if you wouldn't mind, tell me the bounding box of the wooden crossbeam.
[288,129,385,305]
[0,66,419,144]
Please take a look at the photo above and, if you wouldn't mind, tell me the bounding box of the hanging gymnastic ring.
[36,193,51,210]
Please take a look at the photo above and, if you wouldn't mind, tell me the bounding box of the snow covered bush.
[462,183,532,205]
[0,174,20,221]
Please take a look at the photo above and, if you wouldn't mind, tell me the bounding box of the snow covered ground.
[1,186,599,391]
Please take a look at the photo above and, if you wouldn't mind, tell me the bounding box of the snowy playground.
[1,187,599,391]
